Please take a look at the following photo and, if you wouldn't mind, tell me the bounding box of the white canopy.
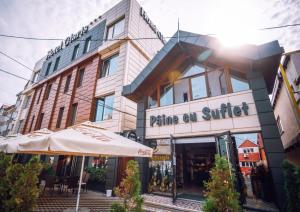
[0,129,52,153]
[18,121,152,157]
[1,121,152,212]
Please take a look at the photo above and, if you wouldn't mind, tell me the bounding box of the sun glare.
[210,0,259,47]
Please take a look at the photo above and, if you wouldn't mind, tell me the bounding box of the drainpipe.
[279,64,300,119]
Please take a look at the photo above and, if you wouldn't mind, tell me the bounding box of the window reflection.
[160,84,173,106]
[148,90,158,109]
[191,75,207,100]
[174,78,189,103]
[231,70,249,92]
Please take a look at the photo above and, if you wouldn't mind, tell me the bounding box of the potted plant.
[86,166,106,192]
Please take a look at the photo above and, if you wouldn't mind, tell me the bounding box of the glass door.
[170,135,177,203]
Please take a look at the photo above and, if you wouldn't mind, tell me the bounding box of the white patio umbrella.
[0,129,52,153]
[15,121,152,212]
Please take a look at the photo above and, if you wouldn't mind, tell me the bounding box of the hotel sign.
[46,25,89,60]
[140,7,165,43]
[150,102,249,127]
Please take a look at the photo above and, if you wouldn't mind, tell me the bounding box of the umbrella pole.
[76,155,85,212]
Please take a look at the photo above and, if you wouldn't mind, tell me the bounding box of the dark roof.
[123,30,283,101]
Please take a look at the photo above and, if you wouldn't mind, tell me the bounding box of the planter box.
[87,181,106,192]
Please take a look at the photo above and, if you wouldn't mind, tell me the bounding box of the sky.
[0,0,300,105]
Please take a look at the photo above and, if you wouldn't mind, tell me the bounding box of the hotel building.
[123,31,286,207]
[21,0,163,189]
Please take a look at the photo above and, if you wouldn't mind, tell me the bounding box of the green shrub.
[0,152,12,211]
[203,155,241,212]
[282,160,300,212]
[110,202,126,212]
[113,160,143,212]
[86,166,106,183]
[5,156,42,211]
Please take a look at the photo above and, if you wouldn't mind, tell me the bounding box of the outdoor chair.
[81,172,90,193]
[64,176,79,196]
[43,176,58,195]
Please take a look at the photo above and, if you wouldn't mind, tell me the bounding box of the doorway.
[176,142,216,200]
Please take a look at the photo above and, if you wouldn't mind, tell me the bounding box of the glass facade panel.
[231,71,249,92]
[148,90,158,109]
[182,64,205,78]
[95,95,114,121]
[191,75,207,99]
[174,78,189,103]
[160,84,173,106]
[101,54,119,78]
[106,18,125,39]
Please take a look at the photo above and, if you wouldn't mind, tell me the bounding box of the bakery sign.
[150,102,249,127]
[46,25,89,60]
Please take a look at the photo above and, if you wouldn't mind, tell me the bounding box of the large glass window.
[182,64,205,78]
[77,68,85,88]
[174,78,189,103]
[69,103,78,126]
[101,54,119,78]
[160,84,173,106]
[53,56,60,72]
[191,75,207,100]
[72,44,79,61]
[45,62,52,76]
[83,36,91,54]
[230,70,249,92]
[106,18,125,40]
[148,90,158,109]
[95,95,114,121]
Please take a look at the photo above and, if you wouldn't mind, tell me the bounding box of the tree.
[6,156,42,211]
[111,160,143,212]
[282,160,300,212]
[203,155,241,212]
[0,152,12,211]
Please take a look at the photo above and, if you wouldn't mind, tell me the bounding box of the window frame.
[94,94,114,121]
[45,62,52,76]
[69,103,78,126]
[28,115,35,132]
[72,44,80,61]
[76,68,85,88]
[45,84,52,100]
[64,74,72,93]
[56,107,64,128]
[100,53,119,78]
[106,17,125,40]
[83,36,92,54]
[36,113,44,130]
[276,116,284,135]
[53,56,60,72]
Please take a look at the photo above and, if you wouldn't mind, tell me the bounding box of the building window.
[69,103,78,126]
[100,54,119,78]
[182,64,205,78]
[77,68,85,88]
[32,70,40,82]
[36,88,42,105]
[45,84,52,100]
[174,78,190,104]
[36,113,44,130]
[160,84,173,106]
[53,56,60,72]
[106,17,125,40]
[22,95,31,109]
[230,70,249,93]
[95,95,114,121]
[29,116,35,132]
[83,36,92,54]
[148,90,158,109]
[17,120,23,133]
[45,62,52,76]
[72,44,80,60]
[64,74,72,93]
[276,116,284,135]
[191,75,207,100]
[56,107,64,128]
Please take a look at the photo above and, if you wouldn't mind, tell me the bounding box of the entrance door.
[215,131,242,197]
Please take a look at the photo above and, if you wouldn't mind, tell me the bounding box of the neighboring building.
[271,50,300,165]
[0,104,16,136]
[21,0,163,189]
[238,140,260,176]
[123,31,285,208]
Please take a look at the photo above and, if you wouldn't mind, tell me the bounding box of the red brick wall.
[23,55,100,133]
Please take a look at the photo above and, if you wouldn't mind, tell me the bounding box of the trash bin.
[106,189,112,197]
